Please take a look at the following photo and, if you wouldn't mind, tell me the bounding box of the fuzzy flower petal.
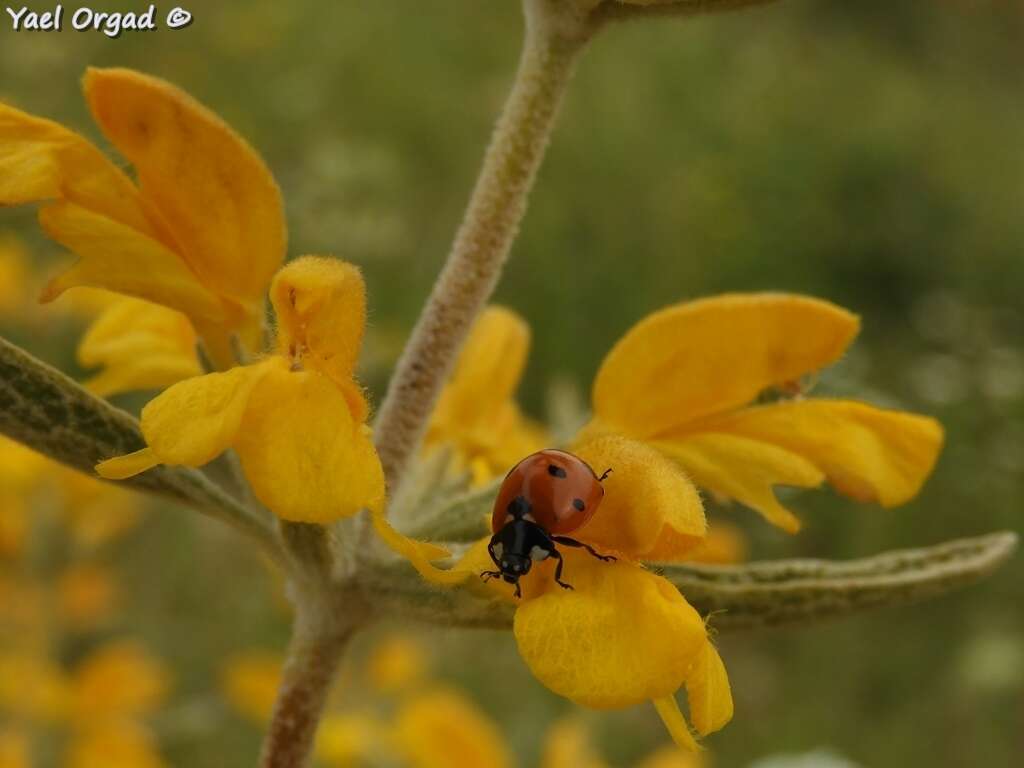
[593,294,860,438]
[270,256,366,386]
[77,297,200,397]
[84,68,285,318]
[234,363,385,522]
[681,399,944,508]
[512,553,706,709]
[572,435,706,560]
[684,640,733,737]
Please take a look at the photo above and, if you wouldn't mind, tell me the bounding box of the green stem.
[373,0,592,496]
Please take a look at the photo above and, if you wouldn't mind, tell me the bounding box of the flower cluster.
[0,67,944,758]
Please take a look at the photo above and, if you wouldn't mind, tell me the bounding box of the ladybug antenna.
[598,468,613,482]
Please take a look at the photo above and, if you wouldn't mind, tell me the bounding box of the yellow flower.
[0,67,286,365]
[584,293,943,532]
[56,564,118,629]
[77,296,201,397]
[0,727,29,768]
[427,436,730,751]
[0,653,70,722]
[540,718,609,768]
[391,687,514,768]
[366,636,428,695]
[95,256,385,523]
[0,234,33,317]
[315,713,384,767]
[69,641,170,722]
[220,650,284,724]
[426,306,548,485]
[683,521,747,565]
[64,721,167,768]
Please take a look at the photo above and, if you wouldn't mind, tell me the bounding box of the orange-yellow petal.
[39,201,226,326]
[315,713,382,767]
[540,718,609,768]
[84,68,285,315]
[269,256,366,387]
[685,641,732,736]
[392,687,513,768]
[593,294,860,438]
[682,521,748,565]
[235,365,384,522]
[0,101,154,233]
[369,511,464,586]
[689,399,944,508]
[77,297,201,397]
[96,448,159,480]
[572,435,706,561]
[653,434,825,533]
[513,554,706,709]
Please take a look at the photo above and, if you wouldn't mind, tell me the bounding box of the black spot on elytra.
[548,465,567,478]
[572,498,585,512]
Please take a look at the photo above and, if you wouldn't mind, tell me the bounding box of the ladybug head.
[488,530,535,585]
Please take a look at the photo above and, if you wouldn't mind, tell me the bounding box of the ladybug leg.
[480,570,502,582]
[551,536,617,563]
[550,549,574,591]
[513,580,522,599]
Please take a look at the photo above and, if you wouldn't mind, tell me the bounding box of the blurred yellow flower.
[391,687,513,768]
[0,653,69,721]
[426,306,547,485]
[64,720,167,768]
[69,641,170,722]
[220,650,283,724]
[0,727,29,768]
[56,564,119,629]
[0,67,286,365]
[583,293,943,532]
[683,521,747,566]
[316,713,383,767]
[0,234,33,317]
[366,636,427,695]
[77,296,201,397]
[540,718,609,768]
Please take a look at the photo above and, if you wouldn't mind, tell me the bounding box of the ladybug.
[482,449,615,598]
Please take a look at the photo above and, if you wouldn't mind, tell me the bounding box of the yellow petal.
[70,641,170,720]
[96,447,159,480]
[682,522,748,565]
[39,201,227,326]
[635,746,706,768]
[0,727,30,768]
[270,256,366,386]
[101,361,275,478]
[654,434,825,533]
[0,101,155,234]
[392,687,514,768]
[691,399,944,508]
[84,68,285,311]
[513,555,706,709]
[78,297,201,397]
[56,564,118,628]
[0,654,69,721]
[593,294,860,438]
[572,435,706,561]
[430,305,530,435]
[652,696,701,753]
[685,641,732,736]
[235,365,384,522]
[366,636,427,695]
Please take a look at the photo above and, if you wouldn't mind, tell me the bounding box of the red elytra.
[491,448,605,536]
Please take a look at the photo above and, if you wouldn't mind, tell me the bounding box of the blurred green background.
[1,1,1022,766]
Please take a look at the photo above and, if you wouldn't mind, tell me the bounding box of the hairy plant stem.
[259,591,363,768]
[373,0,592,496]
